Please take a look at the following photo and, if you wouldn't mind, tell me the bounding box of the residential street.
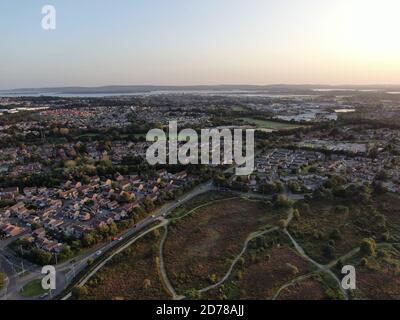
[0,181,214,300]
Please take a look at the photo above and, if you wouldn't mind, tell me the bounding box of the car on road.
[151,215,156,218]
[118,237,124,241]
[95,250,102,256]
[40,293,49,299]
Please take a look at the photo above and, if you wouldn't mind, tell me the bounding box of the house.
[23,187,37,197]
[7,202,25,214]
[120,180,131,190]
[44,219,64,231]
[63,224,92,238]
[174,171,188,180]
[0,187,19,200]
[108,201,119,210]
[33,227,46,239]
[79,212,91,221]
[120,202,140,214]
[0,223,24,237]
[42,240,63,253]
[156,169,167,177]
[147,194,158,202]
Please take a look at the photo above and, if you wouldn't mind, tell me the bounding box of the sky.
[1,0,400,89]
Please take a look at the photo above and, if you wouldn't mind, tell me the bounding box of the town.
[1,89,400,300]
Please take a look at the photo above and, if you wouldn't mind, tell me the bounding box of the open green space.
[20,279,49,297]
[236,117,304,130]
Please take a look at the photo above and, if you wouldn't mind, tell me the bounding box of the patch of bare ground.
[354,248,400,300]
[235,246,311,299]
[164,197,283,293]
[277,278,326,300]
[81,230,169,300]
[289,200,385,264]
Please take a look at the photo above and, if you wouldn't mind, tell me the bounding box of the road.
[57,180,214,300]
[0,168,306,300]
[0,181,214,300]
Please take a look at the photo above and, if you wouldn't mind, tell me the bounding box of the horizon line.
[3,83,400,92]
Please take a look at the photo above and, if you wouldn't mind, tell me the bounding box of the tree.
[278,219,288,229]
[82,232,97,247]
[330,229,343,241]
[72,286,88,299]
[274,194,293,208]
[143,199,155,212]
[293,209,301,220]
[31,249,53,265]
[143,279,152,289]
[59,245,73,261]
[99,155,112,168]
[64,160,77,168]
[120,191,134,203]
[288,181,302,193]
[59,128,70,136]
[325,175,347,189]
[185,288,201,299]
[360,238,376,257]
[334,205,349,215]
[323,244,336,259]
[108,222,119,236]
[98,224,110,238]
[286,263,299,275]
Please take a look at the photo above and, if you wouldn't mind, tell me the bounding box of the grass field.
[164,196,285,293]
[237,117,304,131]
[73,192,400,300]
[277,277,326,300]
[231,106,248,112]
[81,231,169,300]
[355,248,400,300]
[288,199,387,264]
[20,279,48,297]
[234,245,313,299]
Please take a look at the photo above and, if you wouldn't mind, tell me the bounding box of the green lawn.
[231,106,248,112]
[20,279,49,297]
[237,117,304,130]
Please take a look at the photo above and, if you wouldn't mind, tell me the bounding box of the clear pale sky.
[1,0,400,89]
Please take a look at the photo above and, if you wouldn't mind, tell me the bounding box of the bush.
[274,194,293,208]
[72,286,88,299]
[334,205,349,215]
[285,263,299,275]
[293,209,301,220]
[278,219,288,229]
[329,229,343,241]
[360,257,368,266]
[323,244,336,259]
[360,238,376,257]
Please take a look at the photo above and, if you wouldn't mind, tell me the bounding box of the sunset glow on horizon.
[1,0,400,89]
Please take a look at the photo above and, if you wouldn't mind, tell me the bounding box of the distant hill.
[2,84,400,95]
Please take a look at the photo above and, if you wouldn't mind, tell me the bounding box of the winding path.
[158,225,184,300]
[198,227,279,294]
